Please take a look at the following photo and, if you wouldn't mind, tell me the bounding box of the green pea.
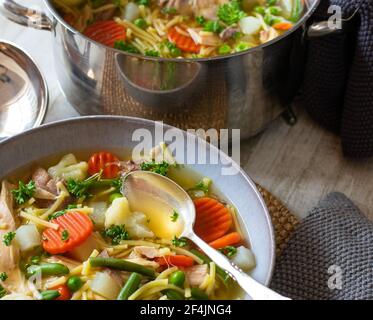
[109,193,123,203]
[67,276,83,292]
[218,44,232,55]
[169,271,185,287]
[40,290,60,300]
[170,47,181,57]
[134,18,148,29]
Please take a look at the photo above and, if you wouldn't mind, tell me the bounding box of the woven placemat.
[256,184,299,257]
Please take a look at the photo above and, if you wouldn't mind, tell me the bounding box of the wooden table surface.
[2,4,373,220]
[242,107,373,219]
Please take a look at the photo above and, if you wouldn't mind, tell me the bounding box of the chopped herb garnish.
[203,20,224,33]
[102,225,129,245]
[193,178,212,194]
[11,180,36,205]
[172,236,188,247]
[114,40,140,54]
[135,0,150,6]
[140,161,170,176]
[219,246,237,258]
[48,210,66,221]
[67,174,121,199]
[30,256,41,265]
[161,7,178,14]
[145,49,160,57]
[61,230,69,242]
[217,0,246,25]
[171,210,179,222]
[0,272,8,281]
[196,16,206,25]
[0,285,7,298]
[2,231,15,247]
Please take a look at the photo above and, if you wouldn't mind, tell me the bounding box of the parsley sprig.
[0,272,8,281]
[219,246,238,258]
[2,232,15,247]
[67,174,122,199]
[170,210,179,222]
[11,180,36,205]
[140,161,170,176]
[172,236,188,247]
[102,225,129,245]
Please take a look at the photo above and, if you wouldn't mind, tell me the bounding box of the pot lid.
[0,40,48,140]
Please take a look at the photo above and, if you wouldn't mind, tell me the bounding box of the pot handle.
[0,0,52,31]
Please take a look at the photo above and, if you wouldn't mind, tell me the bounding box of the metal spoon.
[122,171,289,300]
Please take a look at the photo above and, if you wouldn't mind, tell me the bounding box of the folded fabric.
[302,0,373,158]
[270,192,373,300]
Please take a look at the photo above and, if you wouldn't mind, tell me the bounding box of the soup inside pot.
[0,144,255,300]
[52,0,305,58]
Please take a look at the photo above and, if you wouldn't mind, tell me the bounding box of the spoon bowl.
[122,170,289,300]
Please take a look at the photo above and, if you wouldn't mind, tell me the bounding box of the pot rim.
[43,0,320,63]
[0,115,276,287]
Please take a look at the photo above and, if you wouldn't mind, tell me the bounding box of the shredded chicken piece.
[133,246,164,259]
[32,167,58,195]
[185,264,209,286]
[188,28,221,46]
[0,181,28,295]
[259,27,279,43]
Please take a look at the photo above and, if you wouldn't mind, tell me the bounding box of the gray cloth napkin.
[270,192,373,300]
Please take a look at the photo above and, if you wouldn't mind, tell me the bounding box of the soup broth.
[0,145,253,300]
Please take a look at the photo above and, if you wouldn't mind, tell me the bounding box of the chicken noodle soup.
[0,144,255,300]
[53,0,305,58]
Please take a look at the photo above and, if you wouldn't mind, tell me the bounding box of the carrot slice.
[272,22,294,31]
[208,232,241,250]
[42,211,93,255]
[193,197,233,243]
[155,255,194,268]
[168,26,200,53]
[88,151,120,178]
[84,21,126,48]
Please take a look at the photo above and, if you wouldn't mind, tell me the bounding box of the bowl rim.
[0,115,276,286]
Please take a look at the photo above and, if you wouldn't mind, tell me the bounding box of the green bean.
[191,288,209,300]
[89,257,155,278]
[40,290,60,300]
[268,6,282,15]
[190,249,231,284]
[117,272,142,300]
[26,263,69,278]
[266,0,277,5]
[290,0,304,22]
[67,276,83,292]
[164,289,184,300]
[169,271,185,288]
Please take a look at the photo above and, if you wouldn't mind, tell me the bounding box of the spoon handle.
[188,233,290,300]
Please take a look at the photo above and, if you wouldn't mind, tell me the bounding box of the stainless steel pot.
[1,0,320,137]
